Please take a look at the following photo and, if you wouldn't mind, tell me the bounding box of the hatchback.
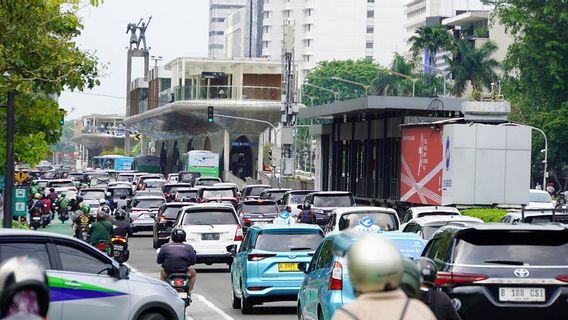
[402,215,483,240]
[422,223,568,320]
[297,231,426,320]
[229,224,324,314]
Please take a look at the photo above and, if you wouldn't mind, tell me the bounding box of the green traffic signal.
[207,106,214,123]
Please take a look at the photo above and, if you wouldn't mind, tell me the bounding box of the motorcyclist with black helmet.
[112,209,132,237]
[416,257,461,320]
[157,229,197,300]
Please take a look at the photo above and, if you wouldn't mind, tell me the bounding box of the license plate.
[178,292,187,299]
[278,262,300,272]
[201,233,220,240]
[113,245,123,251]
[499,287,545,302]
[32,217,41,221]
[253,221,268,225]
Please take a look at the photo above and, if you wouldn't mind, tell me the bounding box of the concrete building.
[209,0,247,58]
[225,0,266,59]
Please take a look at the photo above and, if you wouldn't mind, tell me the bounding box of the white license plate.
[499,287,545,302]
[253,221,268,225]
[32,217,41,221]
[178,292,187,299]
[113,245,123,251]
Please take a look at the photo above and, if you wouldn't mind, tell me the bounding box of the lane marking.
[193,293,235,320]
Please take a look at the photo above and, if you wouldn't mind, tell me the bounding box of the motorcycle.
[29,210,42,230]
[58,206,69,223]
[166,273,191,307]
[111,236,129,263]
[41,210,51,228]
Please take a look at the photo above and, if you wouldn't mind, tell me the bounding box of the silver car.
[0,229,185,320]
[130,196,166,233]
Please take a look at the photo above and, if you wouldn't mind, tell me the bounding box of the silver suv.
[0,229,185,320]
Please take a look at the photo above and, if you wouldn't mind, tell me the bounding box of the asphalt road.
[128,231,298,320]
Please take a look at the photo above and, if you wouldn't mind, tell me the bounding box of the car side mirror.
[297,204,303,210]
[226,244,238,256]
[165,220,174,228]
[298,262,309,274]
[117,264,129,279]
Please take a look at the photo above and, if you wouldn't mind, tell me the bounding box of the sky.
[59,0,209,120]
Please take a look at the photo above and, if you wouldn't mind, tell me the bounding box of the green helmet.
[81,203,91,214]
[60,193,66,198]
[31,181,38,186]
[399,257,421,299]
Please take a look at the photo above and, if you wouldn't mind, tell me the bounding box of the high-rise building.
[209,0,246,58]
[225,0,265,59]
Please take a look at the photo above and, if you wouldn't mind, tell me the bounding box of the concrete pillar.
[314,135,322,191]
[258,132,264,179]
[224,130,231,179]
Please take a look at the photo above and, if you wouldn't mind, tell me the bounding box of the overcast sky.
[59,0,209,120]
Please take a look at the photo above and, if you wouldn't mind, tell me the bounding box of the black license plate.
[201,233,220,240]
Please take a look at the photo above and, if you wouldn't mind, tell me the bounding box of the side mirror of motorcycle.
[226,244,238,256]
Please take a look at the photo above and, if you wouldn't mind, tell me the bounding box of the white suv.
[174,203,243,265]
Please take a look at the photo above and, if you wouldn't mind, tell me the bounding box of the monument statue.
[136,16,152,51]
[126,18,142,49]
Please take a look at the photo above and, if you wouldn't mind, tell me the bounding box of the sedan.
[237,200,280,230]
[129,196,165,233]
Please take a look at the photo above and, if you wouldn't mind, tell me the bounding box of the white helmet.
[348,235,403,294]
[0,256,50,318]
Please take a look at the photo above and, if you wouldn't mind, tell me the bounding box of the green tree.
[409,25,453,68]
[0,1,101,171]
[444,40,500,97]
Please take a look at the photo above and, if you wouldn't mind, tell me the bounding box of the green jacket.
[89,221,114,245]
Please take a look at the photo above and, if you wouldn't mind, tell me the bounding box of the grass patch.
[461,208,508,223]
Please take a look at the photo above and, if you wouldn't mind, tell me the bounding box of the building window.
[263,41,269,48]
[211,17,225,23]
[366,42,374,48]
[305,39,311,47]
[366,26,374,33]
[209,44,224,50]
[263,26,269,34]
[304,55,311,62]
[368,0,375,2]
[209,31,224,36]
[306,9,312,17]
[264,11,270,19]
[305,24,312,32]
[366,55,373,60]
[367,10,374,18]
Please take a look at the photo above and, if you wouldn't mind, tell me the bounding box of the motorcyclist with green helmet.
[73,204,94,239]
[29,181,40,201]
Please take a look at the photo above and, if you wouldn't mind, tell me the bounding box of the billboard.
[400,127,443,205]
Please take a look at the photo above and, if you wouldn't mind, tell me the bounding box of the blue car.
[229,224,324,314]
[297,231,426,320]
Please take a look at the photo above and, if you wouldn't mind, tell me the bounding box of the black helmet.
[49,188,55,192]
[100,206,111,214]
[115,209,126,220]
[171,228,186,243]
[416,257,437,287]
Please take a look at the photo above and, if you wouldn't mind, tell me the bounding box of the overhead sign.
[15,171,27,184]
[12,187,28,217]
[201,72,225,79]
[134,133,143,141]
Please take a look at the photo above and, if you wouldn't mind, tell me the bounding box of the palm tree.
[409,25,453,69]
[445,39,500,97]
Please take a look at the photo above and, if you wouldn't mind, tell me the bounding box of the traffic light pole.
[1,90,15,228]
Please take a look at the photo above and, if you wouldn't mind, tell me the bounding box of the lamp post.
[303,83,341,102]
[387,70,418,97]
[330,76,370,96]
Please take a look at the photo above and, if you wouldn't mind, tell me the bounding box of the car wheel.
[139,312,166,320]
[231,286,241,309]
[240,284,253,314]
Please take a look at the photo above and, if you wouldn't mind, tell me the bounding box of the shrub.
[461,208,508,222]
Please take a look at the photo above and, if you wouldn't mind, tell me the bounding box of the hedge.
[461,208,508,223]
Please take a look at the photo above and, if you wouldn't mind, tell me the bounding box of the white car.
[401,215,484,240]
[167,173,179,182]
[129,196,166,233]
[400,206,461,229]
[279,190,316,218]
[324,206,401,235]
[194,177,223,187]
[527,189,555,209]
[501,210,568,224]
[174,203,243,265]
[46,179,77,197]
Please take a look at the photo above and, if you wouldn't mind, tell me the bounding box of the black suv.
[152,202,194,248]
[422,223,568,320]
[298,191,355,226]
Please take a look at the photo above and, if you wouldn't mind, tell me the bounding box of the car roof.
[199,186,235,190]
[504,210,568,217]
[332,206,397,215]
[133,196,165,200]
[286,190,317,194]
[248,224,323,232]
[408,206,460,214]
[197,177,221,180]
[107,185,131,189]
[408,215,483,225]
[163,202,196,207]
[144,178,166,182]
[264,188,292,192]
[244,184,270,188]
[437,222,568,236]
[48,179,73,183]
[184,203,235,210]
[0,229,99,245]
[242,199,277,205]
[80,188,106,192]
[529,189,550,194]
[308,191,352,195]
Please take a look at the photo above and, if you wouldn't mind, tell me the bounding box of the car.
[129,196,166,233]
[107,185,133,202]
[501,210,568,224]
[153,202,196,248]
[173,188,199,202]
[117,172,136,182]
[162,183,193,201]
[324,206,400,235]
[174,203,243,265]
[0,229,185,320]
[142,178,167,191]
[89,176,116,188]
[194,176,223,187]
[259,188,291,202]
[167,173,179,182]
[198,186,239,207]
[400,206,461,229]
[46,179,78,196]
[36,179,50,192]
[214,182,240,197]
[108,181,133,188]
[527,189,554,209]
[279,190,316,219]
[241,184,270,200]
[422,223,568,319]
[236,199,280,230]
[401,215,483,240]
[298,191,355,226]
[229,224,324,314]
[77,188,107,215]
[297,231,426,320]
[135,174,165,191]
[133,189,165,199]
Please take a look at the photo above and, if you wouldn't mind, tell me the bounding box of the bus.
[134,155,161,174]
[93,155,134,171]
[181,150,220,178]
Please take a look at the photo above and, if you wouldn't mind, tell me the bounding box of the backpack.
[301,210,314,223]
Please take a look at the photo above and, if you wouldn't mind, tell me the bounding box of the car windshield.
[80,190,105,200]
[416,211,457,218]
[290,193,310,204]
[338,212,398,231]
[48,181,74,188]
[182,210,237,225]
[135,191,163,198]
[241,204,279,214]
[527,215,568,224]
[255,232,323,252]
[110,188,131,197]
[133,198,164,209]
[313,194,353,207]
[202,189,235,198]
[177,191,198,198]
[529,192,552,203]
[267,191,287,200]
[246,187,268,197]
[196,179,220,186]
[454,231,568,265]
[145,180,166,188]
[118,175,133,182]
[162,206,184,219]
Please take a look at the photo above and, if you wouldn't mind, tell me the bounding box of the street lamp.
[303,83,341,102]
[330,76,370,96]
[387,70,418,97]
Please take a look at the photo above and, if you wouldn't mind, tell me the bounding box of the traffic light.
[58,108,65,126]
[207,106,214,123]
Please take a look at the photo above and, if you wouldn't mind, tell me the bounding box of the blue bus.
[93,155,134,171]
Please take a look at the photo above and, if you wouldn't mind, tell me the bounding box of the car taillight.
[234,224,243,241]
[70,187,77,191]
[329,261,343,290]
[159,217,167,222]
[556,276,568,282]
[435,272,488,286]
[243,218,252,224]
[247,253,276,261]
[247,286,270,291]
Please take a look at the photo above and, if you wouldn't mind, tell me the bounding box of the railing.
[171,85,284,102]
[79,126,126,137]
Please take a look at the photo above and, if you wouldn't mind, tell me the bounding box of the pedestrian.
[332,235,436,320]
[535,182,542,190]
[546,182,555,195]
[416,257,461,320]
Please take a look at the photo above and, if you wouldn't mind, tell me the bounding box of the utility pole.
[281,20,297,179]
[2,90,15,228]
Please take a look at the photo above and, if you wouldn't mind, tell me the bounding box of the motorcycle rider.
[39,194,51,217]
[73,204,94,239]
[416,257,461,320]
[99,198,112,215]
[332,235,436,320]
[157,229,197,301]
[55,193,71,220]
[28,181,40,200]
[297,203,316,224]
[556,193,567,208]
[112,209,132,237]
[88,212,114,247]
[115,194,129,211]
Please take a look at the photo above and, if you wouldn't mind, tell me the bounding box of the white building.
[209,0,246,58]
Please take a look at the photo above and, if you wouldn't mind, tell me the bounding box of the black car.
[237,199,280,230]
[241,184,270,200]
[152,202,194,248]
[162,183,192,201]
[298,191,355,226]
[259,188,291,203]
[422,223,568,320]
